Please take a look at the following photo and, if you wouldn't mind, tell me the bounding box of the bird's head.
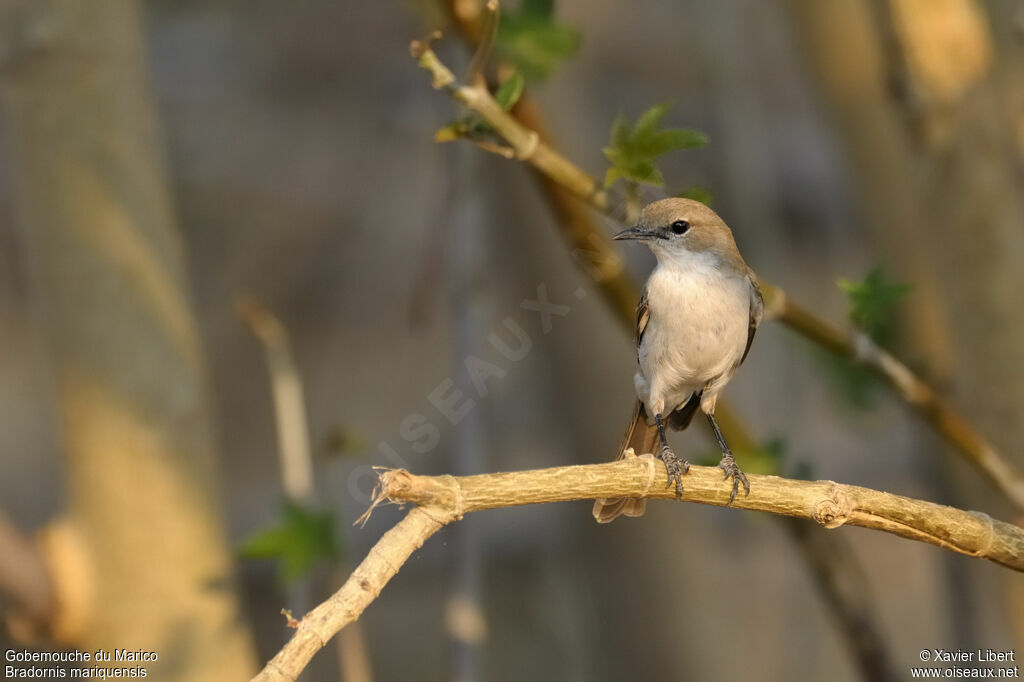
[613,198,742,267]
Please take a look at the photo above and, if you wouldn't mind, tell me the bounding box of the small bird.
[593,198,762,523]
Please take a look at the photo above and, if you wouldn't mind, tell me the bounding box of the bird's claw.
[717,453,750,504]
[659,444,689,498]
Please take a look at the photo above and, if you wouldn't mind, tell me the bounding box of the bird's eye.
[670,220,690,235]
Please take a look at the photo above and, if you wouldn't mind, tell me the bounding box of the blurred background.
[1,0,1023,680]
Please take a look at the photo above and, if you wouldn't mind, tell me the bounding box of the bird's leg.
[654,412,689,497]
[706,412,750,504]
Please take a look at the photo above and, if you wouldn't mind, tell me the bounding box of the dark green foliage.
[603,102,709,188]
[837,266,912,346]
[824,266,911,408]
[497,0,581,81]
[239,500,339,585]
[677,186,713,206]
[739,437,786,476]
[695,436,786,476]
[820,348,884,409]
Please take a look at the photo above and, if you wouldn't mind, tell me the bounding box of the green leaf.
[521,0,554,17]
[435,120,470,142]
[239,501,339,584]
[602,103,709,188]
[637,129,709,157]
[677,186,713,205]
[633,101,671,138]
[434,113,497,144]
[494,71,525,110]
[836,266,912,345]
[498,1,581,81]
[739,438,787,476]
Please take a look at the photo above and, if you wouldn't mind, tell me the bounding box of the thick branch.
[411,40,1024,514]
[252,461,1024,681]
[383,463,1024,569]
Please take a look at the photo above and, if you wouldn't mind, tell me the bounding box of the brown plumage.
[593,198,762,523]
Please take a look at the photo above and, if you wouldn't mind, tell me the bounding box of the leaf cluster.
[836,266,912,346]
[239,500,340,585]
[497,0,581,81]
[603,102,708,188]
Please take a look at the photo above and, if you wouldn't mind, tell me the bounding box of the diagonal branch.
[410,39,1024,514]
[251,461,1024,681]
[252,506,452,682]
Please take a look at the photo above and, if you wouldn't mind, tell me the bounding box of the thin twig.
[410,40,1024,513]
[465,0,499,87]
[251,462,1024,681]
[765,290,1024,511]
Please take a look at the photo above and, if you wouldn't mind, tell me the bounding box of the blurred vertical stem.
[237,299,314,505]
[0,1,256,678]
[787,0,1024,656]
[237,298,373,682]
[446,142,490,682]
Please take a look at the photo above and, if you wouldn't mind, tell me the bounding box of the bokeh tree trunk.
[787,0,1024,653]
[1,0,256,678]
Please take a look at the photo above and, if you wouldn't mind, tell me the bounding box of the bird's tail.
[592,400,660,523]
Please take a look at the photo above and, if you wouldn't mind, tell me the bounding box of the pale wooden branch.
[382,463,1024,568]
[252,506,453,682]
[251,461,1024,681]
[410,39,1024,514]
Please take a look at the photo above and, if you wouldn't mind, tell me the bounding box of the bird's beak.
[613,226,662,241]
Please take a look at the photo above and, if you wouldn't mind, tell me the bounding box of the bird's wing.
[739,274,763,365]
[635,287,650,356]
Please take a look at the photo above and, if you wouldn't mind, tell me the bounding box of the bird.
[593,197,763,523]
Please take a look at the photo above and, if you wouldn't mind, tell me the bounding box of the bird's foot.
[717,453,750,504]
[659,444,690,498]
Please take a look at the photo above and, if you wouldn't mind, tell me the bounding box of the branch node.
[968,510,996,555]
[813,484,853,529]
[444,475,466,520]
[409,31,442,59]
[853,332,877,363]
[354,468,413,527]
[626,449,657,494]
[515,130,540,161]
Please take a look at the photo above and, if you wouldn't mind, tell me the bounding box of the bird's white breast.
[638,250,750,409]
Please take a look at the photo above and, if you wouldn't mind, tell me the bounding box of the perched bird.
[593,198,762,523]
